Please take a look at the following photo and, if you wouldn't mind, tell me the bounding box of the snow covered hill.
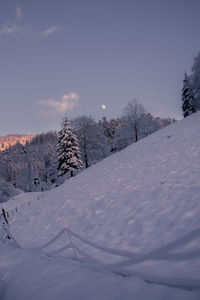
[1,112,200,300]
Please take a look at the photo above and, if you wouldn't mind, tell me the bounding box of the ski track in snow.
[1,112,200,299]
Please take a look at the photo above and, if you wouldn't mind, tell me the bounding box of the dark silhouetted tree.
[190,51,200,110]
[181,73,196,118]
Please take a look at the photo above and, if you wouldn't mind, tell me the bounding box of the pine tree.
[181,73,196,118]
[57,117,83,177]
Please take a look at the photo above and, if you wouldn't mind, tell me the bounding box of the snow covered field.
[1,112,200,299]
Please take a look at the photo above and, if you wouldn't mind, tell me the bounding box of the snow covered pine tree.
[57,117,83,177]
[181,73,196,118]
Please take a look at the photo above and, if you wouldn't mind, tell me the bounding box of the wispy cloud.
[0,5,58,41]
[41,26,59,37]
[0,23,19,36]
[36,92,80,117]
[16,5,23,20]
[0,23,32,40]
[0,4,33,40]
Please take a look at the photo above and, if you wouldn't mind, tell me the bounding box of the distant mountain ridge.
[0,134,36,151]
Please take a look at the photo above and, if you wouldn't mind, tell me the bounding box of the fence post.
[2,208,8,225]
[1,208,10,240]
[67,228,77,259]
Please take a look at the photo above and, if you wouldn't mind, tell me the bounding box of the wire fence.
[0,194,42,240]
[1,198,200,290]
[0,193,44,223]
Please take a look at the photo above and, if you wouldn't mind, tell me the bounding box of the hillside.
[0,112,200,300]
[0,134,35,151]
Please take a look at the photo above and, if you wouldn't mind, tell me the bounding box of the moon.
[101,104,106,110]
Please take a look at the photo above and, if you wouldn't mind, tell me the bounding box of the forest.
[0,101,175,196]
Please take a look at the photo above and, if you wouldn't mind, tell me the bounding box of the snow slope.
[1,112,200,299]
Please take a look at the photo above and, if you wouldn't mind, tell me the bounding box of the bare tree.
[99,117,121,152]
[122,100,145,142]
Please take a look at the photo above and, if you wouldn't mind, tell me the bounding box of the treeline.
[0,134,35,151]
[0,101,175,194]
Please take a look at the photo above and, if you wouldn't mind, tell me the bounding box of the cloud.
[0,5,33,41]
[62,92,79,100]
[0,5,24,38]
[16,5,23,20]
[0,23,32,40]
[0,23,19,36]
[36,92,79,117]
[41,26,59,37]
[0,5,58,41]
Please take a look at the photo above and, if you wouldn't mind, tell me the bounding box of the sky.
[0,0,200,135]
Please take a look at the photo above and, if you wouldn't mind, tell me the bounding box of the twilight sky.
[0,0,200,135]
